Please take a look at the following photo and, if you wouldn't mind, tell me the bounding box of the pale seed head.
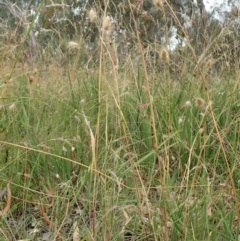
[74,115,80,123]
[89,8,97,23]
[102,15,111,31]
[185,101,191,107]
[178,117,184,125]
[160,48,169,63]
[67,41,79,50]
[206,58,214,69]
[153,0,163,10]
[199,127,204,134]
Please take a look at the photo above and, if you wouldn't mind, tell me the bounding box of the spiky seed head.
[89,9,97,23]
[74,115,80,123]
[199,127,204,134]
[178,117,184,125]
[153,0,163,9]
[195,98,204,107]
[185,101,191,107]
[29,75,34,84]
[67,41,79,50]
[206,58,214,69]
[102,15,111,31]
[195,98,206,112]
[160,48,169,63]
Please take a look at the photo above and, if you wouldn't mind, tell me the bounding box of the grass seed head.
[102,15,111,31]
[206,58,214,69]
[195,98,206,112]
[195,98,204,107]
[67,41,79,50]
[28,75,34,84]
[185,101,191,107]
[153,0,163,10]
[89,9,97,23]
[178,117,184,125]
[74,115,80,123]
[160,48,169,63]
[199,127,204,134]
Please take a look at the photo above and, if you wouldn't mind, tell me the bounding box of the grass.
[0,60,239,241]
[0,2,240,240]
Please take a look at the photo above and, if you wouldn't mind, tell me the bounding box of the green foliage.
[0,66,239,240]
[0,1,239,240]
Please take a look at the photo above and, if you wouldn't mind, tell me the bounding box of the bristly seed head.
[199,127,204,134]
[160,48,169,63]
[153,0,163,10]
[185,101,191,107]
[102,15,111,31]
[178,117,184,125]
[206,58,214,69]
[28,75,34,84]
[195,98,206,112]
[89,9,97,23]
[67,41,79,50]
[195,98,204,107]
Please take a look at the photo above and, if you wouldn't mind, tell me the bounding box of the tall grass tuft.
[0,0,239,240]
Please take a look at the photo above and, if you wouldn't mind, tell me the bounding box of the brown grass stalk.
[0,181,11,216]
[39,201,63,240]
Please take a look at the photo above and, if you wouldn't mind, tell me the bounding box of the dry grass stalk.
[9,103,16,111]
[39,202,63,240]
[0,182,11,216]
[73,221,80,241]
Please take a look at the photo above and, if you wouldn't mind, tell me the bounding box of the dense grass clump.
[0,2,240,240]
[0,63,239,240]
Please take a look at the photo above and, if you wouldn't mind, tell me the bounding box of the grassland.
[0,4,240,238]
[0,53,239,241]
